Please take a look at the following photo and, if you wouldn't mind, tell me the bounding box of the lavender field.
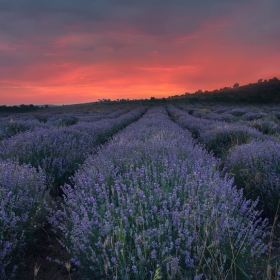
[1,103,280,279]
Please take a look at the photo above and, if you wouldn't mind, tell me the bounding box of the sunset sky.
[1,0,280,105]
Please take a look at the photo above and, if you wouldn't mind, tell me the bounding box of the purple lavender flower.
[0,160,46,278]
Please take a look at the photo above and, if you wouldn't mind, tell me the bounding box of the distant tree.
[269,77,279,82]
[258,79,263,83]
[233,83,239,88]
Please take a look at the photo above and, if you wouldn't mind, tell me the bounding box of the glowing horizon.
[1,0,279,106]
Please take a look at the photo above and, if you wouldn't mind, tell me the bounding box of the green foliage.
[250,120,280,135]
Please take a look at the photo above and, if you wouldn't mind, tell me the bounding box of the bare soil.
[15,223,81,280]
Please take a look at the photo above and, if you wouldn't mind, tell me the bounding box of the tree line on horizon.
[97,77,280,104]
[0,104,48,113]
[168,77,280,103]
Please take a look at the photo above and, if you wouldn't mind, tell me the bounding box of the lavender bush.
[0,118,48,140]
[224,140,280,217]
[50,107,268,279]
[0,160,46,279]
[50,115,79,127]
[248,120,280,135]
[198,123,268,157]
[230,108,247,117]
[241,112,267,121]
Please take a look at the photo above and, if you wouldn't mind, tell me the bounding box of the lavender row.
[0,104,137,141]
[0,160,46,279]
[49,106,268,279]
[0,117,49,140]
[167,105,270,157]
[176,103,279,122]
[176,104,280,137]
[37,105,136,126]
[0,106,147,194]
[168,105,280,218]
